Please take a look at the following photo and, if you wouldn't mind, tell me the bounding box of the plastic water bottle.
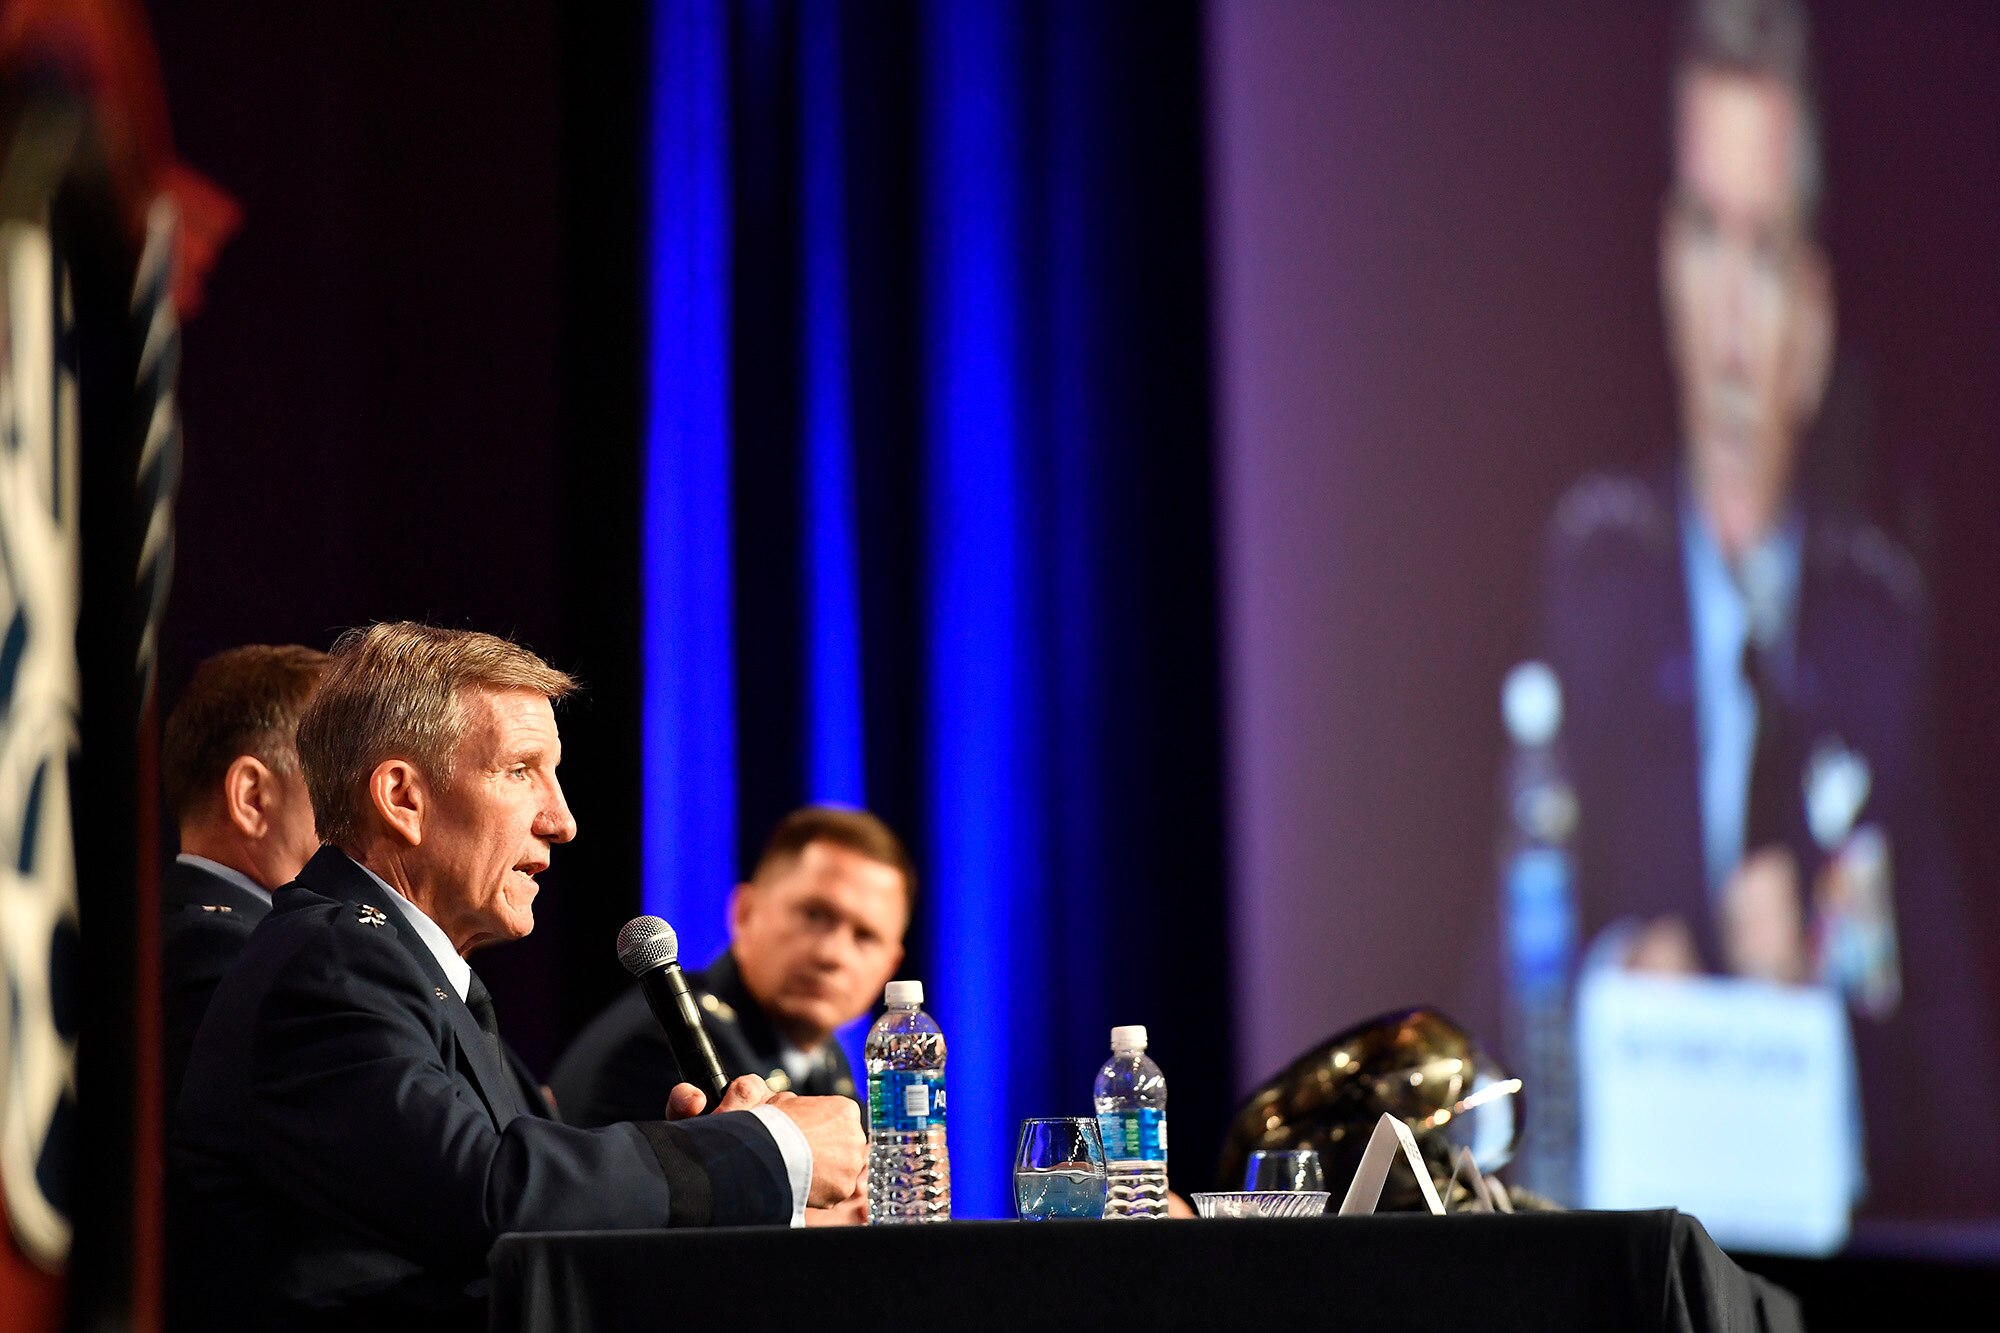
[1093,1025,1168,1218]
[865,980,950,1223]
[1498,661,1579,1205]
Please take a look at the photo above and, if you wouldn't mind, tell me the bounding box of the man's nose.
[1711,247,1752,369]
[810,925,852,967]
[538,778,578,844]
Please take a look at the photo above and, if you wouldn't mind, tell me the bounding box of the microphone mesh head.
[616,915,679,975]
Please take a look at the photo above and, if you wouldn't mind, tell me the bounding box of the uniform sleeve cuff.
[745,1104,813,1226]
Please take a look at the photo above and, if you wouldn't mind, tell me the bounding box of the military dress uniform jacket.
[549,951,860,1130]
[161,857,272,1121]
[1537,469,1997,1213]
[171,847,793,1330]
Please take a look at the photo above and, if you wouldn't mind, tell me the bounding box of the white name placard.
[1576,970,1858,1255]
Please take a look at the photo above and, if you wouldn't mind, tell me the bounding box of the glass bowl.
[1191,1190,1331,1219]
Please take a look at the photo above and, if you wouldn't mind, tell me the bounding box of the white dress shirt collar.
[175,852,273,905]
[355,861,472,1001]
[777,1041,824,1086]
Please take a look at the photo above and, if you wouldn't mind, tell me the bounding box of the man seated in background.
[552,805,912,1125]
[159,643,328,1116]
[172,623,865,1330]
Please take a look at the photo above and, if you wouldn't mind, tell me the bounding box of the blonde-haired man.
[553,805,913,1122]
[171,623,864,1329]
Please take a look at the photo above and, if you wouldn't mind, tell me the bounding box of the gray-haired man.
[172,622,864,1330]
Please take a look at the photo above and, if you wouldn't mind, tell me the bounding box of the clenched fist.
[770,1092,867,1208]
[665,1077,867,1208]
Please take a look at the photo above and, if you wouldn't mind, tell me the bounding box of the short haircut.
[751,805,917,916]
[1674,0,1824,226]
[297,622,577,848]
[162,644,331,826]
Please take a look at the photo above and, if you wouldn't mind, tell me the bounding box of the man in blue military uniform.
[159,644,328,1118]
[171,624,866,1330]
[551,806,911,1142]
[162,644,563,1142]
[1534,0,1994,1217]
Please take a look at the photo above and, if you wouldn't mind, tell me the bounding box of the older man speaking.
[172,623,864,1331]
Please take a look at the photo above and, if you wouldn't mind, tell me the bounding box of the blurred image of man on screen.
[1531,0,1994,1218]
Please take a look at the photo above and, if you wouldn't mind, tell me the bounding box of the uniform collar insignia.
[1806,738,1872,852]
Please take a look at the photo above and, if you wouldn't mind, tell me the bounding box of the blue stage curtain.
[644,0,1228,1216]
[643,0,738,973]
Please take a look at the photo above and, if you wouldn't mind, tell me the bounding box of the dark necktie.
[465,969,503,1048]
[1741,637,1793,858]
[463,969,527,1122]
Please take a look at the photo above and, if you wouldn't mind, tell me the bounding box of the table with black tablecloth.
[489,1209,1801,1332]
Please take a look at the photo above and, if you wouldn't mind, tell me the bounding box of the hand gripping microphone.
[617,916,730,1109]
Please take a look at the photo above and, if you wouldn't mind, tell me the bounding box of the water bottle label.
[1507,846,1575,978]
[870,1069,946,1133]
[1098,1108,1167,1163]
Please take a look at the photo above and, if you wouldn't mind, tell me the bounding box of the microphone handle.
[640,962,731,1110]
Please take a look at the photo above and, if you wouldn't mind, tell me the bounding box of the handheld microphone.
[616,916,730,1110]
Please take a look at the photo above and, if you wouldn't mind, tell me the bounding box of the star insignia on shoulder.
[1552,472,1669,554]
[434,987,449,1001]
[199,903,233,913]
[697,992,737,1024]
[356,904,389,928]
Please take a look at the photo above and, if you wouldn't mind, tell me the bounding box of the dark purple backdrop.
[148,1,647,1069]
[154,5,562,652]
[1210,0,2000,1151]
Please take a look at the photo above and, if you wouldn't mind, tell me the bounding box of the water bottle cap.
[1111,1024,1148,1052]
[1502,660,1562,747]
[884,980,924,1007]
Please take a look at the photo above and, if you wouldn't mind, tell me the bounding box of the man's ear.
[1657,196,1685,372]
[1789,245,1836,426]
[727,881,756,937]
[220,754,275,839]
[368,759,426,848]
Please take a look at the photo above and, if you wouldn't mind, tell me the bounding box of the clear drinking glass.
[1014,1118,1109,1220]
[1244,1147,1325,1193]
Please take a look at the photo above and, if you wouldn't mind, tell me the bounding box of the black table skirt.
[489,1209,1801,1333]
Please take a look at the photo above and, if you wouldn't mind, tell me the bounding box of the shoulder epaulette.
[1815,519,1924,617]
[1551,473,1670,554]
